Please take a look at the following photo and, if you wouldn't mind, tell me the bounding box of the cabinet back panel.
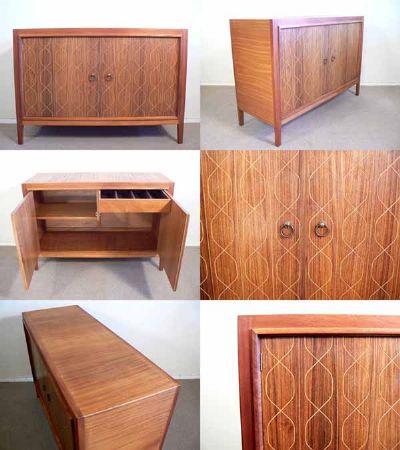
[201,151,400,300]
[261,336,400,450]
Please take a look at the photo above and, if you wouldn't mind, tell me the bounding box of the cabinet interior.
[34,189,163,256]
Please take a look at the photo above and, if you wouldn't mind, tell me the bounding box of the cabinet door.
[158,200,189,291]
[99,37,180,117]
[201,151,303,300]
[11,192,40,289]
[280,26,328,116]
[261,335,400,450]
[302,152,341,299]
[21,37,100,117]
[326,24,347,91]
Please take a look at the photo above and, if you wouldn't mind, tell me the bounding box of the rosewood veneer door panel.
[11,192,40,289]
[280,26,328,116]
[326,25,348,91]
[338,151,377,299]
[261,336,400,450]
[21,37,100,117]
[158,199,189,291]
[201,151,244,299]
[201,151,303,300]
[99,37,180,117]
[302,152,341,300]
[368,152,400,299]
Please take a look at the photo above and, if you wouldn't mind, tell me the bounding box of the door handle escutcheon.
[280,221,295,238]
[88,73,97,82]
[105,73,113,81]
[315,221,329,237]
[331,55,336,62]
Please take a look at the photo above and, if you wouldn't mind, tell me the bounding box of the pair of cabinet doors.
[20,35,180,118]
[201,151,400,300]
[280,22,362,116]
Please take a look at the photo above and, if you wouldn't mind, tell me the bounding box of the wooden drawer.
[97,189,171,213]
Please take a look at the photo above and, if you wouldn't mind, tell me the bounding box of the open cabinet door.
[158,199,189,291]
[11,192,40,289]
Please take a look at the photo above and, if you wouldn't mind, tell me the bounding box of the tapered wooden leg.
[177,122,184,144]
[356,82,360,96]
[274,124,282,147]
[17,122,24,145]
[238,108,244,126]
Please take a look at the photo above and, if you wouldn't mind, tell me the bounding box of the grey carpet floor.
[0,123,200,150]
[0,380,199,450]
[0,246,199,300]
[201,85,400,149]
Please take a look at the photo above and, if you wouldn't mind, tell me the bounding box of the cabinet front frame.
[238,314,400,450]
[13,28,188,137]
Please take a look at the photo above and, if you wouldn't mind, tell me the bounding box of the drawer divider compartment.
[97,189,171,213]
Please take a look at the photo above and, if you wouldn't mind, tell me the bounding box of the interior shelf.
[36,203,97,220]
[39,231,158,257]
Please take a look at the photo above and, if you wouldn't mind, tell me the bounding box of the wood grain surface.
[11,192,40,289]
[23,305,179,450]
[201,150,400,300]
[158,199,189,291]
[238,314,400,450]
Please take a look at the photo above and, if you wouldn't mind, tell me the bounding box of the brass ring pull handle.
[315,221,329,237]
[323,58,328,65]
[105,73,113,81]
[280,221,295,238]
[88,73,97,82]
[331,55,336,62]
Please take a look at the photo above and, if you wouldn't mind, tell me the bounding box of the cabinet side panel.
[230,20,275,125]
[81,388,178,450]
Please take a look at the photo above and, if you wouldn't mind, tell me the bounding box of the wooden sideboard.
[13,28,188,144]
[23,305,179,450]
[12,173,189,290]
[230,17,364,146]
[201,150,400,300]
[238,314,400,450]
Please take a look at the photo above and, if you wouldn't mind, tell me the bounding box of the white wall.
[0,0,200,122]
[0,150,199,246]
[0,300,199,381]
[201,0,400,85]
[200,301,400,450]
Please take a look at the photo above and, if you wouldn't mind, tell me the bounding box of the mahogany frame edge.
[238,314,400,450]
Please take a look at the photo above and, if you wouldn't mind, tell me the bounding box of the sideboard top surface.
[238,314,400,335]
[23,172,173,190]
[23,305,178,418]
